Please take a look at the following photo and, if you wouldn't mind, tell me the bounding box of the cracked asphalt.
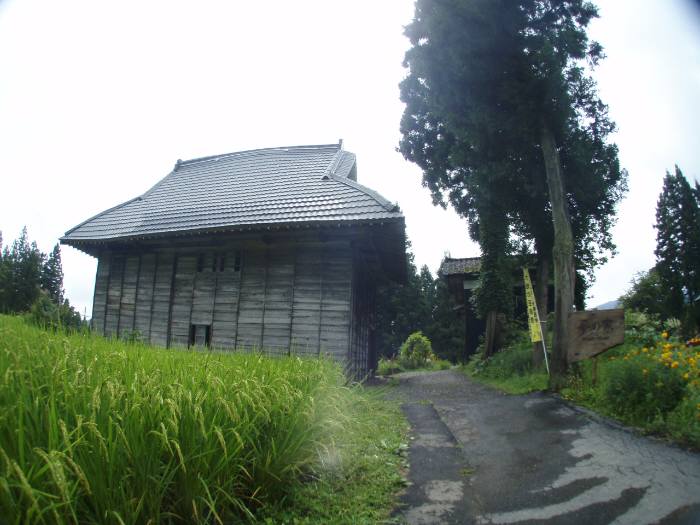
[382,369,700,525]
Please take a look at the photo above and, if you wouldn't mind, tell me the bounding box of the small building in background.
[439,256,553,359]
[61,142,406,377]
[439,257,484,359]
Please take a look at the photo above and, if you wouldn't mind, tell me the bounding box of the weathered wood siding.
[90,254,109,335]
[90,240,363,372]
[150,254,174,347]
[212,250,241,349]
[134,254,156,339]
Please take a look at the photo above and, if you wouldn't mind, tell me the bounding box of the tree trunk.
[483,310,498,359]
[532,243,550,367]
[540,124,575,390]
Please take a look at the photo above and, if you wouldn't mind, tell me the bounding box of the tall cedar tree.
[0,229,71,314]
[0,227,44,312]
[654,167,700,334]
[41,244,65,304]
[399,0,624,386]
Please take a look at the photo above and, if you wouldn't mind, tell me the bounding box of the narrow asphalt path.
[382,369,700,525]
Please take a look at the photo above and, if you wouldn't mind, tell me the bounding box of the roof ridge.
[323,150,345,178]
[178,143,341,168]
[330,172,398,213]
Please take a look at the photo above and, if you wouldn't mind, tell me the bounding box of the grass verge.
[0,315,409,524]
[256,389,409,524]
[462,337,548,395]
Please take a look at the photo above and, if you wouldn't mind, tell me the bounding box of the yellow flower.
[662,331,669,339]
[642,347,648,353]
[671,361,679,369]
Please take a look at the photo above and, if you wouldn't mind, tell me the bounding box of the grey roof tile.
[62,143,403,243]
[439,257,482,276]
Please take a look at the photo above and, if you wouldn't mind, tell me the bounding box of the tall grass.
[0,315,350,524]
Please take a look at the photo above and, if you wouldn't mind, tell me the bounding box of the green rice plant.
[0,315,354,524]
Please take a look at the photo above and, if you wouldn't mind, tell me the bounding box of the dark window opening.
[197,254,205,273]
[234,251,241,272]
[188,324,211,347]
[213,254,225,272]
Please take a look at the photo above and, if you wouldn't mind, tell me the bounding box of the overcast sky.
[1,0,699,318]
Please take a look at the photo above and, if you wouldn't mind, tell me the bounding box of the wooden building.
[61,143,406,377]
[439,257,553,359]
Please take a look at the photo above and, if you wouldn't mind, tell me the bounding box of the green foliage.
[399,0,625,311]
[28,292,85,332]
[654,166,700,335]
[601,359,685,423]
[257,391,410,524]
[0,315,407,523]
[0,229,74,319]
[377,357,404,376]
[376,354,451,377]
[468,336,541,380]
[40,243,64,304]
[399,331,434,370]
[375,241,464,362]
[0,227,44,312]
[621,268,676,321]
[375,242,431,357]
[463,337,549,394]
[562,331,700,448]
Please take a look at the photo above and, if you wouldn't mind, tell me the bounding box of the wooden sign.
[567,309,625,363]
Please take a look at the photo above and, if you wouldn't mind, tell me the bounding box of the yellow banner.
[523,268,542,343]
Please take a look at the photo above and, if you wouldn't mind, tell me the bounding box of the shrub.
[470,337,538,379]
[27,292,85,332]
[377,357,403,376]
[399,331,434,369]
[601,358,686,423]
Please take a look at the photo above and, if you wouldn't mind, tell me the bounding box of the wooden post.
[147,252,158,344]
[287,245,297,355]
[317,246,324,357]
[102,252,113,336]
[115,255,126,338]
[260,247,269,349]
[132,254,142,335]
[166,255,179,349]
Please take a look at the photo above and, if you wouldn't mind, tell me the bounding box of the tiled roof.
[439,257,481,276]
[62,143,402,244]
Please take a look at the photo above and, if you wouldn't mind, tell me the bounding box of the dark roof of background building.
[62,143,403,245]
[439,257,482,276]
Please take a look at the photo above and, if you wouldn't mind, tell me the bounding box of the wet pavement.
[382,370,700,525]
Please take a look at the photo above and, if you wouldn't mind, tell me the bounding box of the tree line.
[0,227,83,329]
[375,242,465,363]
[623,167,700,335]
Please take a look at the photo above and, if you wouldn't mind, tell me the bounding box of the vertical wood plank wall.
[90,240,368,375]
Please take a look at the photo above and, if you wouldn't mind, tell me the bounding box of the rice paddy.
[0,315,361,524]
